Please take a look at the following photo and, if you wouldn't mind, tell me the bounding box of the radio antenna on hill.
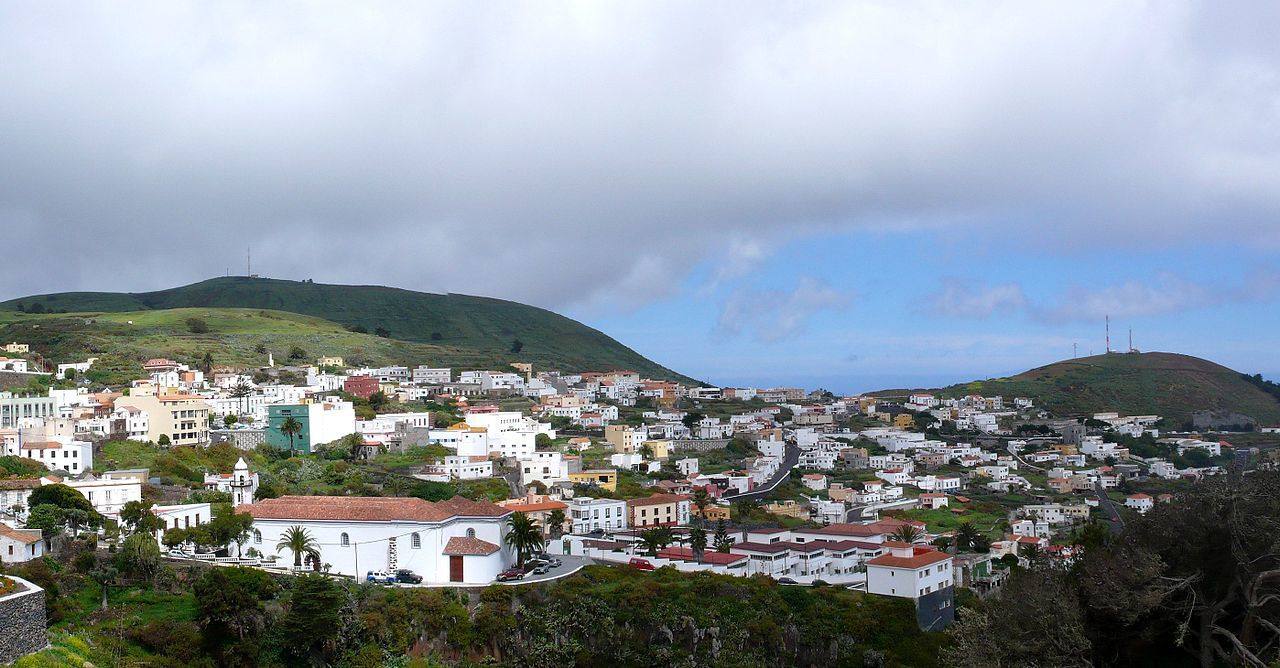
[246,247,251,277]
[1073,342,1078,358]
[1105,315,1111,353]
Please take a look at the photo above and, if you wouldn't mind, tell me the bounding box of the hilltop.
[877,351,1280,425]
[0,276,696,383]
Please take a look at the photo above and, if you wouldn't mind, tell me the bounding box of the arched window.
[253,530,262,544]
[466,528,476,538]
[340,533,350,546]
[411,533,421,549]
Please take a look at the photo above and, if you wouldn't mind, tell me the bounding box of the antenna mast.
[1105,315,1110,354]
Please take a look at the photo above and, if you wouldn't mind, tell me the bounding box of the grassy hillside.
[0,308,514,383]
[878,352,1280,424]
[0,276,696,383]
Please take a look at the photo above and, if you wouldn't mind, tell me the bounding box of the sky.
[2,2,1280,393]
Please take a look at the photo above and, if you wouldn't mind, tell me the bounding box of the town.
[0,340,1253,657]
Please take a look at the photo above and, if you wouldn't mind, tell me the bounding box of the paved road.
[496,554,592,585]
[724,444,800,503]
[1093,481,1125,534]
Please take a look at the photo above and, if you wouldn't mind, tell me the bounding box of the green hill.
[877,352,1280,425]
[0,276,696,383]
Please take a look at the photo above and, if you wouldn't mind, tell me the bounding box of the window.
[341,533,350,546]
[412,533,421,549]
[254,530,262,544]
[466,528,476,538]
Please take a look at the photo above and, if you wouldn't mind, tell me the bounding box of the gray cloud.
[924,279,1029,318]
[926,270,1280,323]
[2,2,1280,309]
[717,277,851,342]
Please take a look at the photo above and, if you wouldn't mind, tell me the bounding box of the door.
[449,555,464,582]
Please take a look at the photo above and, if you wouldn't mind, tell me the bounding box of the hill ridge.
[875,351,1280,425]
[0,276,697,383]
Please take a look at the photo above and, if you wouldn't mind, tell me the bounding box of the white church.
[239,495,516,584]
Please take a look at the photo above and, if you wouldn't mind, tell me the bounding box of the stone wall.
[0,576,47,663]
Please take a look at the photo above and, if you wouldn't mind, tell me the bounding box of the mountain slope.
[878,352,1280,425]
[0,276,696,383]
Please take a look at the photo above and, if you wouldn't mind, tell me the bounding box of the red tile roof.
[731,541,792,554]
[0,478,40,490]
[240,495,510,523]
[866,547,951,569]
[502,500,568,513]
[442,536,500,556]
[626,493,690,507]
[0,524,41,544]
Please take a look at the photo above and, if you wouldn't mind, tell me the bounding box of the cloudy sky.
[3,2,1279,392]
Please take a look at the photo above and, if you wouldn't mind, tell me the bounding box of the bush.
[185,317,210,334]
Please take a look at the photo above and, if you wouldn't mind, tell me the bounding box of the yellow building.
[605,425,646,453]
[2,342,28,354]
[893,413,916,429]
[114,393,211,447]
[641,440,671,459]
[316,356,345,368]
[568,469,617,492]
[764,499,809,519]
[696,505,731,522]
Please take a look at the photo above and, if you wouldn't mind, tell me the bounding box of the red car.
[497,568,525,582]
[628,557,655,571]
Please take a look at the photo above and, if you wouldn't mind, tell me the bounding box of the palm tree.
[890,524,924,544]
[231,379,253,417]
[691,488,711,518]
[638,527,673,556]
[276,526,320,569]
[689,524,708,563]
[955,522,981,552]
[1021,542,1045,568]
[546,509,566,540]
[504,512,544,566]
[279,416,303,456]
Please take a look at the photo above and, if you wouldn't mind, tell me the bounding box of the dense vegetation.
[945,470,1280,667]
[878,352,1280,424]
[5,558,944,667]
[0,276,695,383]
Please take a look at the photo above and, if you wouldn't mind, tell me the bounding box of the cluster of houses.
[0,343,1254,627]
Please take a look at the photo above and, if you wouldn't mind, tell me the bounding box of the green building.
[266,404,314,454]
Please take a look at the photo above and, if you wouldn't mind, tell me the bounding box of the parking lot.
[497,554,593,585]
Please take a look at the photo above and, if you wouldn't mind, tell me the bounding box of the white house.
[567,496,628,534]
[59,473,144,516]
[519,451,568,487]
[428,423,490,458]
[417,456,494,482]
[20,437,92,475]
[801,474,828,491]
[241,495,514,584]
[1124,493,1154,514]
[866,542,954,599]
[0,522,43,562]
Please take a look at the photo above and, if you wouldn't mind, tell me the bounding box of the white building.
[242,495,515,584]
[567,496,628,533]
[464,409,554,459]
[519,451,568,487]
[20,437,92,475]
[1124,493,1154,514]
[60,473,144,517]
[417,456,494,482]
[428,424,490,458]
[0,522,43,562]
[866,542,954,599]
[413,367,452,384]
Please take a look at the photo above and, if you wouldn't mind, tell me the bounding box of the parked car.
[531,565,550,575]
[366,570,396,584]
[497,568,525,582]
[547,558,562,569]
[628,557,655,571]
[395,569,422,584]
[776,577,798,585]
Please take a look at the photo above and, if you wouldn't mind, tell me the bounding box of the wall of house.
[0,576,46,663]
